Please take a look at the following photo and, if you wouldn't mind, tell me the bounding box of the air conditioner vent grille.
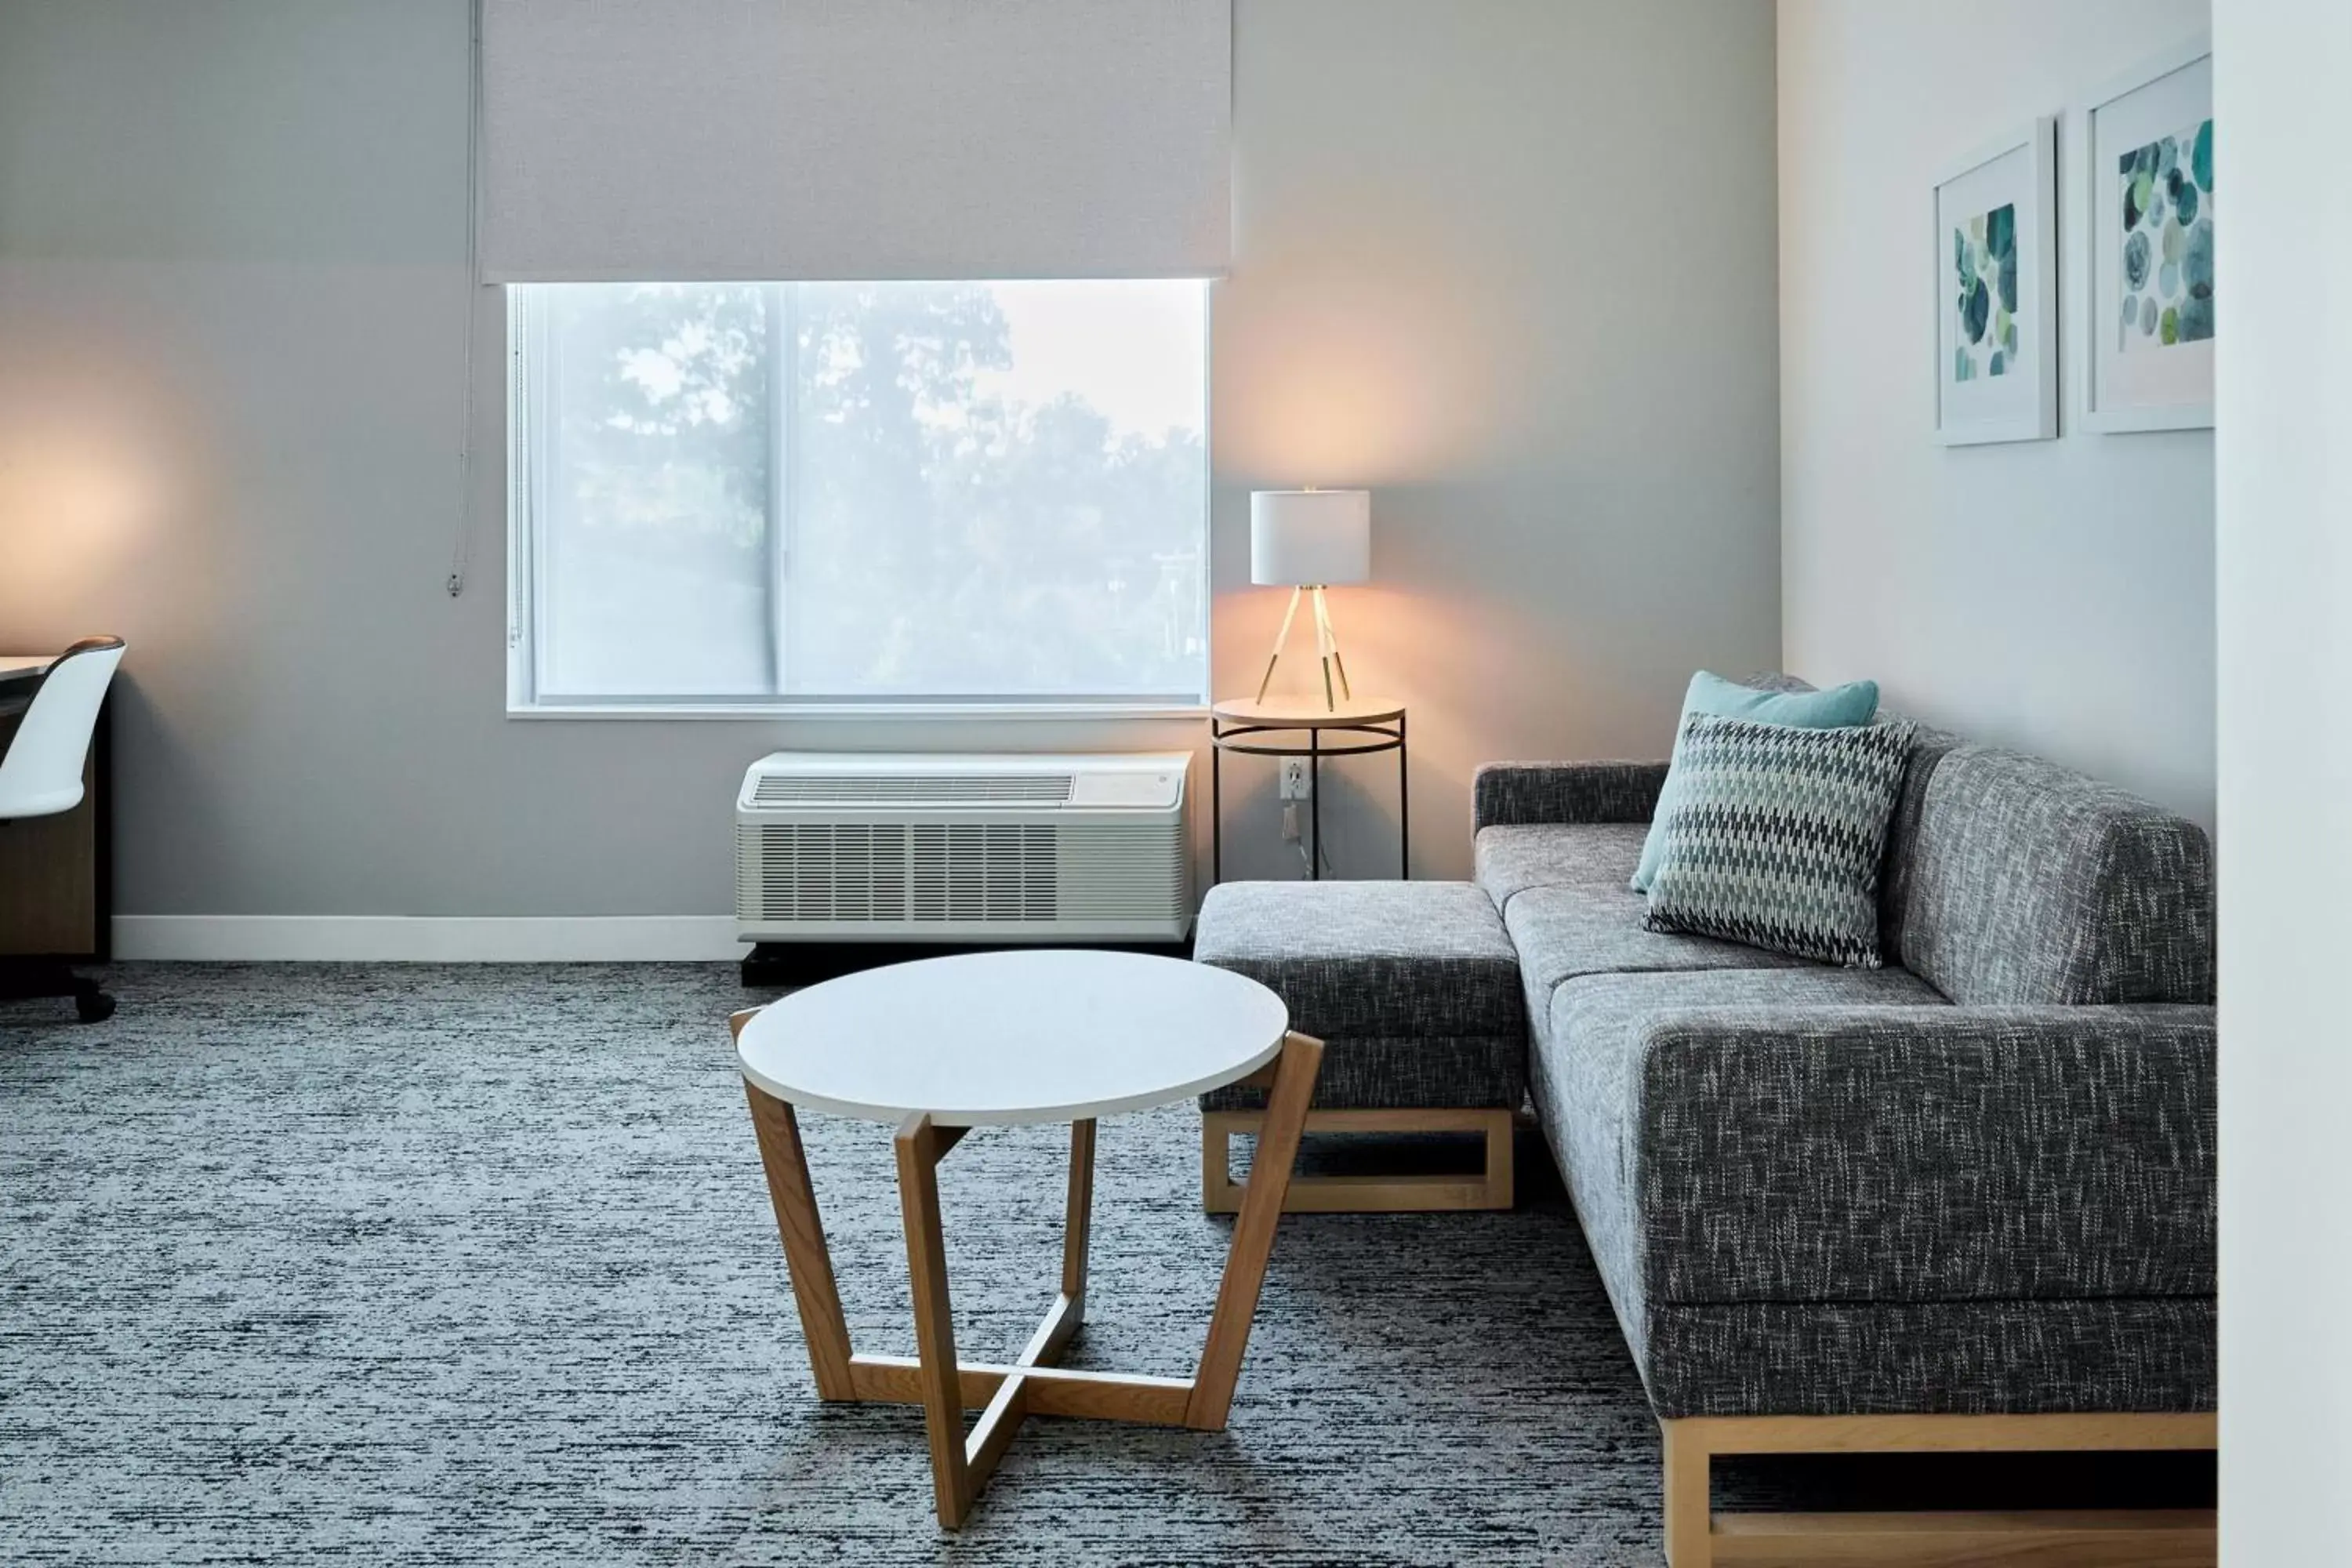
[750,774,1074,807]
[736,819,1186,928]
[734,752,1190,941]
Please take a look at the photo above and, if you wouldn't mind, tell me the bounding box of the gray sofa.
[1472,725,2216,1425]
[1475,717,2218,1562]
[1195,703,2217,1559]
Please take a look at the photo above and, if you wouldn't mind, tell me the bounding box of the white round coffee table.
[732,949,1323,1529]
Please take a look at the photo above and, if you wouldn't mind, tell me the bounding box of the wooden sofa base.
[1661,1411,2217,1567]
[1201,1106,1515,1214]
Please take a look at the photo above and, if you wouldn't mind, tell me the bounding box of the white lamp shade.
[1250,490,1371,586]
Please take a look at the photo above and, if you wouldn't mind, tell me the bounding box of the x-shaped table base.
[738,1024,1324,1527]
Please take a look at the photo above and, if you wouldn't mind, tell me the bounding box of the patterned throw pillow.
[1630,671,1880,893]
[1642,713,1917,967]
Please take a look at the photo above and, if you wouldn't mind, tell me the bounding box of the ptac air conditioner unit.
[735,753,1193,944]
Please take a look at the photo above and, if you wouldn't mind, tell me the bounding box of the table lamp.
[1250,488,1371,710]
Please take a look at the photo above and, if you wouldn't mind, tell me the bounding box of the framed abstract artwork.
[1933,118,2059,446]
[2078,34,2214,432]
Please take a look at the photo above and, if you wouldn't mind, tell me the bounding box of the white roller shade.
[480,0,1232,282]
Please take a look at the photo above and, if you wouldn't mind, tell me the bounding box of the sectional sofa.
[1196,697,2217,1566]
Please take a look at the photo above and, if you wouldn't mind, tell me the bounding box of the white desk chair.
[1,635,126,1022]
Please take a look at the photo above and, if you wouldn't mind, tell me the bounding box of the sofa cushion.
[1632,997,2217,1305]
[1533,965,2215,1352]
[1873,718,1964,960]
[1504,883,1816,1033]
[1196,880,1521,1036]
[1194,880,1524,1111]
[1530,967,1947,1352]
[1200,1033,1526,1112]
[1474,822,1650,911]
[1472,761,1668,833]
[1889,744,2216,1004]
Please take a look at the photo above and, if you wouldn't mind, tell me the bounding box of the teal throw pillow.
[1631,671,1881,892]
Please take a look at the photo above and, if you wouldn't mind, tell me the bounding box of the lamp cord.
[446,0,484,598]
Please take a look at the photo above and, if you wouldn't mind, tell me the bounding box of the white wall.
[2212,0,2352,1558]
[0,0,1780,938]
[1777,0,2215,826]
[1216,0,1782,881]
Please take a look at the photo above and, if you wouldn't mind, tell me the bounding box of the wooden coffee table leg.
[959,1117,1097,1508]
[1060,1119,1094,1330]
[895,1113,975,1526]
[742,1080,857,1400]
[1186,1029,1323,1430]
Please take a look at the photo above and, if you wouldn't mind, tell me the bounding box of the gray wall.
[1777,0,2216,827]
[0,0,1780,923]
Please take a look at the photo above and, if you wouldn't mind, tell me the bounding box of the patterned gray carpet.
[3,964,1675,1566]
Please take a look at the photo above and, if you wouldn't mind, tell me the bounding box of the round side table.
[732,949,1324,1529]
[1208,696,1407,883]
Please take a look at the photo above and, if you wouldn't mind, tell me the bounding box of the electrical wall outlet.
[1279,758,1312,800]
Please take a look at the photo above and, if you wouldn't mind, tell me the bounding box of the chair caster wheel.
[75,990,116,1023]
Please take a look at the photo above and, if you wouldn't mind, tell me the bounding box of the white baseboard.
[111,916,750,963]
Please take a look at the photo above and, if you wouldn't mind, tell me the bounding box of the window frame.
[503,281,1214,720]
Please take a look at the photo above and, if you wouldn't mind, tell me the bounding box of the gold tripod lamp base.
[1254,583,1354,710]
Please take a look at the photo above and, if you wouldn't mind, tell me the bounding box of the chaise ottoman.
[1192,880,1526,1213]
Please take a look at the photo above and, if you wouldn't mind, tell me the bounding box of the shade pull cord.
[447,0,485,598]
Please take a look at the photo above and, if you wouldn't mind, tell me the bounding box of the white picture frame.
[2075,33,2214,433]
[1933,117,2060,446]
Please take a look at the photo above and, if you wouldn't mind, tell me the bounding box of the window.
[507,280,1210,712]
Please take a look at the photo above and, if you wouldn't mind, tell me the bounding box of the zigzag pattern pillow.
[1642,713,1917,967]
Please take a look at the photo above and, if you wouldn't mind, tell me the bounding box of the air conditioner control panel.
[1069,767,1184,809]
